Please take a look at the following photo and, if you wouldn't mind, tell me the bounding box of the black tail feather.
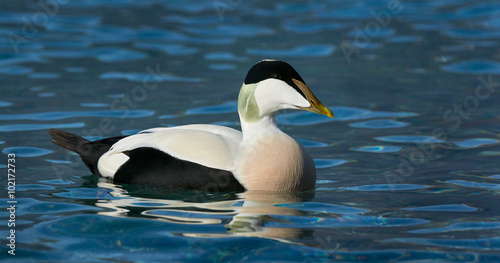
[48,128,90,153]
[48,129,127,174]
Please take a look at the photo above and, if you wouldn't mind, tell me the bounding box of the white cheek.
[254,79,309,112]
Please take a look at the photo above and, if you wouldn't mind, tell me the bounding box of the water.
[1,0,500,262]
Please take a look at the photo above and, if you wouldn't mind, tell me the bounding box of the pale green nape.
[237,83,260,123]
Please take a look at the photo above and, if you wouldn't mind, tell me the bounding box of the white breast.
[235,132,316,191]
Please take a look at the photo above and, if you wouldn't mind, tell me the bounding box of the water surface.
[1,0,500,262]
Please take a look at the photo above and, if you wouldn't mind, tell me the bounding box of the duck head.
[238,59,334,123]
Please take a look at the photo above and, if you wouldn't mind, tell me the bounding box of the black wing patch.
[113,147,245,192]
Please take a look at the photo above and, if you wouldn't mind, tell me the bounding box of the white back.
[97,125,243,178]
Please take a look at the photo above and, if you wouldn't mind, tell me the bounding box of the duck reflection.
[95,179,315,242]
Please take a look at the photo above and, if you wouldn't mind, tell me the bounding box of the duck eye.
[272,74,281,79]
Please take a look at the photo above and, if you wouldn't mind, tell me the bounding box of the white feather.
[98,152,129,178]
[97,125,243,178]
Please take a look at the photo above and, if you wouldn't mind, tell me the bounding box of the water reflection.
[95,180,316,242]
[92,180,431,245]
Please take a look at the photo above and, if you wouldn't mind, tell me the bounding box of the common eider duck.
[49,60,333,192]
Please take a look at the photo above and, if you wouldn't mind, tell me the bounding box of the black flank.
[114,147,245,192]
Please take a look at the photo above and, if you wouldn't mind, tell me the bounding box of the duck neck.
[238,82,283,141]
[239,113,282,141]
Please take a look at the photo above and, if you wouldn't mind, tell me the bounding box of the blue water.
[1,0,500,262]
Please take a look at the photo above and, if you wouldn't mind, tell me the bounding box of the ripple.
[133,42,198,55]
[444,29,500,39]
[38,179,75,185]
[15,198,99,215]
[316,180,337,184]
[267,214,428,228]
[455,3,500,19]
[0,12,35,24]
[204,52,246,62]
[66,67,87,73]
[49,14,101,26]
[350,119,409,129]
[353,145,402,153]
[375,135,445,144]
[0,52,45,67]
[31,214,171,252]
[489,175,500,179]
[403,204,477,212]
[40,47,147,62]
[314,159,348,168]
[276,3,328,13]
[297,139,328,148]
[44,41,92,48]
[29,73,60,79]
[158,114,176,119]
[209,64,236,70]
[410,222,500,234]
[277,106,416,126]
[283,21,354,33]
[445,180,500,190]
[2,147,53,157]
[384,237,500,250]
[13,184,56,191]
[480,151,500,156]
[248,44,335,57]
[0,101,13,107]
[276,202,369,215]
[54,187,123,200]
[186,101,237,115]
[386,35,423,43]
[0,122,84,132]
[342,41,383,50]
[29,86,44,92]
[38,92,56,97]
[45,159,73,164]
[108,94,124,99]
[183,24,273,37]
[347,28,395,39]
[0,110,155,121]
[133,26,236,45]
[453,138,499,148]
[340,184,427,191]
[442,60,500,74]
[100,71,202,83]
[80,103,109,108]
[0,65,33,75]
[145,209,231,221]
[163,15,235,25]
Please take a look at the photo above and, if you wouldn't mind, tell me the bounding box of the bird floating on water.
[49,60,334,192]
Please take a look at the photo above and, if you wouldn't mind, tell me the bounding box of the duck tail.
[48,128,90,154]
[48,129,127,175]
[48,128,101,174]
